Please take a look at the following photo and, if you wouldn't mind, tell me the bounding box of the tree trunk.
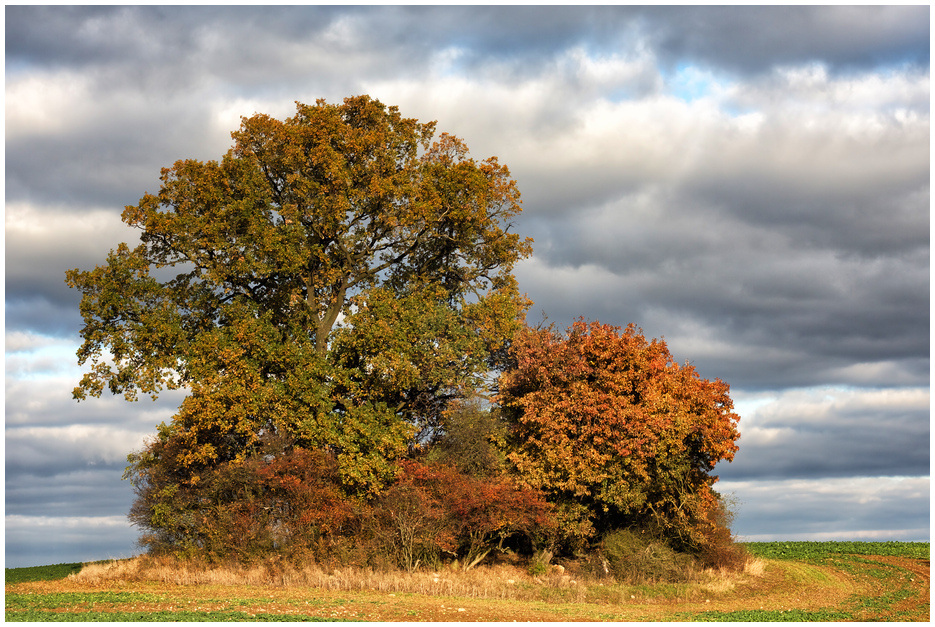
[314,277,348,355]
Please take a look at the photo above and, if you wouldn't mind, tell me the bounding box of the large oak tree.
[68,96,532,497]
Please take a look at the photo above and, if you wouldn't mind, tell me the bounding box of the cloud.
[643,6,930,75]
[720,475,930,542]
[5,514,140,568]
[6,469,135,519]
[6,424,149,476]
[6,203,139,313]
[5,73,228,208]
[719,387,930,480]
[5,372,186,484]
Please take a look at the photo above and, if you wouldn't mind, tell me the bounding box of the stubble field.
[5,542,929,622]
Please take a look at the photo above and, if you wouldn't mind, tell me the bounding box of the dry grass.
[73,555,544,600]
[71,552,765,605]
[743,556,767,577]
[696,556,769,596]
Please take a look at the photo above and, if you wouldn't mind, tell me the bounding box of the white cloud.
[6,423,151,467]
[6,514,129,529]
[5,71,96,140]
[720,475,930,541]
[6,202,133,252]
[743,386,930,430]
[5,331,73,353]
[5,342,82,380]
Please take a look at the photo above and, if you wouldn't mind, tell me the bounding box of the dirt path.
[850,554,930,621]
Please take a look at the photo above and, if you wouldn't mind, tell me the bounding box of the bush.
[367,477,455,571]
[599,529,696,583]
[527,549,553,576]
[691,492,747,571]
[127,442,361,564]
[365,460,557,571]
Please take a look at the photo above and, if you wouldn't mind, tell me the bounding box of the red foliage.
[255,447,355,538]
[376,460,556,568]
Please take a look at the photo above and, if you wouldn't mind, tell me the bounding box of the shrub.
[600,529,696,583]
[254,447,357,558]
[527,549,553,576]
[364,460,557,571]
[367,475,456,571]
[127,441,361,564]
[694,493,748,571]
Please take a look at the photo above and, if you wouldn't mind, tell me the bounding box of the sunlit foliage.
[68,95,531,496]
[497,319,740,555]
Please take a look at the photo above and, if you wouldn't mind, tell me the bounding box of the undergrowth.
[65,551,753,605]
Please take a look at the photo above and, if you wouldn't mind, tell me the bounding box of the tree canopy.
[496,319,740,553]
[67,95,532,493]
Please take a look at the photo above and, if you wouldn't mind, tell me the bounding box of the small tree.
[496,319,740,554]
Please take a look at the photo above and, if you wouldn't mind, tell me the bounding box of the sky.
[4,5,930,568]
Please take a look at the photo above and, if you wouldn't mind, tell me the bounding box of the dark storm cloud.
[6,6,185,68]
[7,6,927,83]
[323,5,931,75]
[5,297,83,338]
[6,94,227,209]
[7,6,341,79]
[7,6,419,94]
[515,183,929,391]
[5,468,134,519]
[6,515,140,568]
[5,203,141,337]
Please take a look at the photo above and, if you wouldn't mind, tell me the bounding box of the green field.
[5,542,930,622]
[743,541,930,561]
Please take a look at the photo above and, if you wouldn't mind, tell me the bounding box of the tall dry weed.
[72,552,762,604]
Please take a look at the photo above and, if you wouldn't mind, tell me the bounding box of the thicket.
[71,96,745,582]
[127,430,556,571]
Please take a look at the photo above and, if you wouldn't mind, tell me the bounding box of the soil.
[853,554,930,621]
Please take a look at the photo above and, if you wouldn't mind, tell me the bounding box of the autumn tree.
[69,96,532,552]
[496,319,740,555]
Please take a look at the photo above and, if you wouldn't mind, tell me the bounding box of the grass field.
[5,542,929,622]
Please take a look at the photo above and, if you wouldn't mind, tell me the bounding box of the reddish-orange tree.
[496,319,740,554]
